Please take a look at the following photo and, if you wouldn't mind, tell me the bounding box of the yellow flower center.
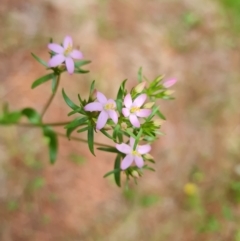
[64,44,72,56]
[132,150,140,157]
[104,103,115,110]
[130,106,140,113]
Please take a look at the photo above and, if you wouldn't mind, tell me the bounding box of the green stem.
[41,75,60,119]
[56,132,114,148]
[14,121,70,127]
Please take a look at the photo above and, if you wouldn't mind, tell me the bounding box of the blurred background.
[1,0,240,240]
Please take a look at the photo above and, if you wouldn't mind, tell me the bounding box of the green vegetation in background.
[218,0,240,33]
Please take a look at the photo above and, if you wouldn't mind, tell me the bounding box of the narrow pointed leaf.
[21,108,41,124]
[43,126,58,164]
[31,53,48,67]
[62,89,79,110]
[31,73,55,89]
[114,154,121,187]
[88,123,95,156]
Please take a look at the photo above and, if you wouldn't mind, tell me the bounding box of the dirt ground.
[1,0,240,240]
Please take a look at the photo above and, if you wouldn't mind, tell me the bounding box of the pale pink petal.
[134,156,144,168]
[121,154,134,170]
[97,92,107,104]
[70,49,83,59]
[48,43,64,54]
[48,54,65,67]
[124,94,133,108]
[96,110,108,130]
[130,137,135,148]
[133,94,147,107]
[136,109,151,117]
[108,110,118,124]
[163,78,177,88]
[137,144,151,154]
[63,36,73,49]
[84,102,103,112]
[65,57,74,74]
[116,143,132,154]
[122,108,130,117]
[129,114,140,128]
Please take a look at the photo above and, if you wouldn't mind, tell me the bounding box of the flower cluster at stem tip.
[22,35,178,187]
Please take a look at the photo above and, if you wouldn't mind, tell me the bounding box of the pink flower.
[122,94,151,128]
[84,91,118,130]
[48,36,83,74]
[163,78,177,88]
[116,137,151,170]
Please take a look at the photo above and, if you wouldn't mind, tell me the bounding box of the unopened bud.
[103,124,112,130]
[131,170,140,178]
[153,119,165,127]
[134,81,146,93]
[121,122,128,130]
[90,89,97,99]
[164,90,175,95]
[144,153,154,160]
[163,78,177,88]
[143,102,155,109]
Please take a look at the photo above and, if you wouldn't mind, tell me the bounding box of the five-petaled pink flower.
[163,78,177,88]
[84,92,118,130]
[116,137,151,170]
[122,94,151,128]
[48,36,83,74]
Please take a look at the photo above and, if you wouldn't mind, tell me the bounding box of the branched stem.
[56,132,114,148]
[41,75,60,119]
[14,121,70,127]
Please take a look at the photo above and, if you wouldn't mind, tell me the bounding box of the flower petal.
[122,108,130,117]
[124,94,132,108]
[96,110,108,130]
[116,143,132,154]
[48,43,64,54]
[121,154,134,170]
[137,144,151,154]
[134,156,144,168]
[97,92,107,104]
[130,137,135,148]
[129,114,140,128]
[48,54,65,67]
[70,49,83,59]
[136,109,151,117]
[84,102,103,112]
[65,57,74,74]
[63,36,73,49]
[108,110,118,124]
[163,78,177,88]
[133,94,147,107]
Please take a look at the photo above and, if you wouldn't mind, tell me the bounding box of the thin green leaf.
[31,53,48,67]
[65,117,88,138]
[62,89,79,110]
[21,108,41,124]
[31,73,55,89]
[43,126,58,164]
[100,129,114,141]
[103,168,121,178]
[77,126,88,133]
[117,79,127,100]
[114,154,121,187]
[97,147,119,153]
[74,69,89,74]
[133,128,143,150]
[88,123,95,156]
[74,60,91,68]
[156,110,166,120]
[137,67,142,83]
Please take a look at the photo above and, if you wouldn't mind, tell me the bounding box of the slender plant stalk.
[15,121,70,127]
[56,132,114,148]
[41,75,60,119]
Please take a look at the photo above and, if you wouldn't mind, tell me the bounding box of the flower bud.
[143,102,155,109]
[153,119,165,127]
[121,122,128,130]
[164,90,175,95]
[163,78,177,88]
[144,153,154,160]
[131,170,140,178]
[103,124,112,130]
[134,81,146,93]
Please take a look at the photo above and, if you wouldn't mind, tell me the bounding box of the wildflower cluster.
[0,36,177,188]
